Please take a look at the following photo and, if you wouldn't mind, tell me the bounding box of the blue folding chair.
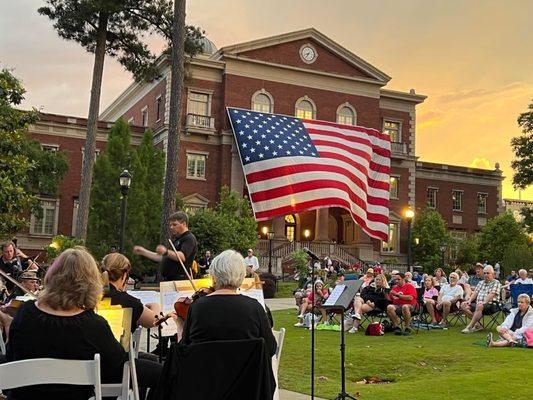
[509,284,533,307]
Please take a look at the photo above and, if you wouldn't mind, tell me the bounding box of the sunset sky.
[1,0,532,200]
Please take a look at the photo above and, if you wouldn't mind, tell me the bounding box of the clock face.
[300,44,317,64]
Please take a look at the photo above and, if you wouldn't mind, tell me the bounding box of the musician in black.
[134,211,197,281]
[198,250,212,276]
[0,241,31,292]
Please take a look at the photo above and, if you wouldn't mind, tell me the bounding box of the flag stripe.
[303,119,390,142]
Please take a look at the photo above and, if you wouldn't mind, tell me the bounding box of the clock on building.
[299,44,317,64]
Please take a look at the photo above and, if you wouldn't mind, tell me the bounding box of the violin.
[174,286,215,320]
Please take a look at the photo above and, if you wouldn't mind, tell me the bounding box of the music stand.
[322,280,362,400]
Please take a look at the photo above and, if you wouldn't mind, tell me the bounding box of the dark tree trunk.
[160,0,186,243]
[75,12,108,240]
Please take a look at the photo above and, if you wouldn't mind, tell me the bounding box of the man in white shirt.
[433,272,464,327]
[244,249,260,272]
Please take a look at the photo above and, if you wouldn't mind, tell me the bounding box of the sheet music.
[324,284,346,306]
[97,308,124,341]
[161,291,180,312]
[127,290,159,305]
[239,288,266,309]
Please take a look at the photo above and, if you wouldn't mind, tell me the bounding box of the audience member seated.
[512,269,533,285]
[464,263,484,298]
[460,265,501,333]
[295,280,329,328]
[487,294,533,347]
[293,276,313,307]
[412,271,423,286]
[432,272,464,327]
[101,253,162,333]
[421,276,439,325]
[359,268,375,288]
[506,270,518,283]
[405,271,420,288]
[386,273,418,335]
[455,268,469,285]
[176,248,276,353]
[432,268,448,289]
[348,274,389,333]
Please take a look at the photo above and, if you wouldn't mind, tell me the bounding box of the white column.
[272,217,285,239]
[314,208,329,242]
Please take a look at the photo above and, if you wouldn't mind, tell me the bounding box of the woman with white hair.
[487,293,533,347]
[178,249,276,356]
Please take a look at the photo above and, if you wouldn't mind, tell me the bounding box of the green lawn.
[272,309,533,400]
[275,281,299,298]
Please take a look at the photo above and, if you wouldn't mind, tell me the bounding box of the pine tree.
[38,0,203,240]
[86,120,164,275]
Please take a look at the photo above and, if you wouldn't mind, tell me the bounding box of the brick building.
[17,28,504,267]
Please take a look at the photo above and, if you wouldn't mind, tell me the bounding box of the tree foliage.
[86,119,164,275]
[455,234,480,267]
[477,212,528,264]
[188,187,258,258]
[519,207,533,234]
[502,243,533,273]
[0,69,68,238]
[411,209,451,272]
[511,100,533,190]
[43,235,85,260]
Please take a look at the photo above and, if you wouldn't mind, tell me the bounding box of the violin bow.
[167,239,198,292]
[0,268,37,298]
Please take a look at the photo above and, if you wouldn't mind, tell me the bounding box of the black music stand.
[322,280,362,400]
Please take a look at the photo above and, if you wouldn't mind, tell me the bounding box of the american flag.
[227,107,391,241]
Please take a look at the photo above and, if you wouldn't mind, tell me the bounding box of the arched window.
[285,214,296,242]
[295,97,316,119]
[337,104,356,125]
[251,91,273,113]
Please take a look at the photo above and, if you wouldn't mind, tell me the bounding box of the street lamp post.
[267,231,275,274]
[404,208,415,273]
[439,242,447,269]
[119,170,132,254]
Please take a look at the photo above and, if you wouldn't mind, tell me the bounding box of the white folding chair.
[0,354,102,400]
[132,326,142,358]
[101,340,140,400]
[272,328,286,400]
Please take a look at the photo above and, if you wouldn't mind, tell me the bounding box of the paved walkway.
[280,389,326,399]
[265,297,298,311]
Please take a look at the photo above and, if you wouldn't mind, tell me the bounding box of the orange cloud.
[469,157,492,170]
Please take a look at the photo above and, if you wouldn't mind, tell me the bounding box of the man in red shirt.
[386,272,418,335]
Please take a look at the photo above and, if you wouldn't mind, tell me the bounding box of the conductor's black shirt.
[160,230,197,281]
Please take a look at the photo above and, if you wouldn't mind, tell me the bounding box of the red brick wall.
[240,38,371,79]
[222,74,381,130]
[415,177,499,233]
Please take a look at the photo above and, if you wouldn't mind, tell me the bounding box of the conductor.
[134,211,198,281]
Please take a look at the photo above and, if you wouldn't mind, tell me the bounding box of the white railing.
[186,113,215,129]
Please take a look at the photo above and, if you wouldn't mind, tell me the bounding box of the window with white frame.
[452,190,463,211]
[295,98,315,119]
[188,92,210,116]
[382,222,399,253]
[383,120,401,143]
[389,176,399,199]
[141,106,148,127]
[477,193,487,214]
[31,199,58,236]
[427,187,437,209]
[450,230,467,260]
[42,144,59,152]
[186,153,207,179]
[337,105,356,125]
[252,92,273,113]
